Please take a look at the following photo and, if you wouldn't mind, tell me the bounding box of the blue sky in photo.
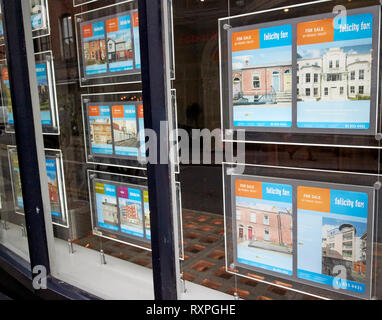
[236,196,292,214]
[232,46,292,70]
[322,217,367,237]
[298,38,372,59]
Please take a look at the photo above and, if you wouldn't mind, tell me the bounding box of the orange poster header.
[297,18,334,45]
[138,105,144,119]
[297,186,330,213]
[235,180,262,199]
[112,105,124,118]
[106,18,119,33]
[88,106,100,117]
[133,12,139,28]
[232,29,260,52]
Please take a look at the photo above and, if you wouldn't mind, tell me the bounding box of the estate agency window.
[0,0,382,302]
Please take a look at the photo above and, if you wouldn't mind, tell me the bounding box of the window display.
[8,146,69,228]
[221,5,381,145]
[75,1,141,86]
[82,91,146,169]
[88,170,183,254]
[1,51,59,135]
[224,163,375,299]
[30,0,50,38]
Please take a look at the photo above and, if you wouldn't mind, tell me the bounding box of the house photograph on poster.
[235,180,293,275]
[321,218,367,284]
[231,24,293,128]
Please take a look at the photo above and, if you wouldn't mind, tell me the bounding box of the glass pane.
[0,0,30,264]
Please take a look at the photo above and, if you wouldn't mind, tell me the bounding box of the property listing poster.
[8,149,64,221]
[231,24,292,128]
[297,186,369,294]
[30,0,47,31]
[87,102,145,161]
[234,179,293,275]
[80,10,141,80]
[144,190,150,240]
[297,13,374,130]
[88,105,113,155]
[106,14,133,72]
[0,6,4,43]
[3,61,55,129]
[95,182,119,231]
[82,20,107,76]
[9,152,24,210]
[0,66,13,124]
[36,62,52,126]
[132,12,141,69]
[118,186,144,237]
[112,105,139,157]
[46,158,62,218]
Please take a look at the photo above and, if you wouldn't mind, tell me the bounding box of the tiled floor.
[73,208,320,300]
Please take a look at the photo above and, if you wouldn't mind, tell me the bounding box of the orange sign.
[297,186,330,213]
[82,24,93,39]
[235,180,262,199]
[2,68,8,81]
[88,106,100,117]
[232,29,260,52]
[297,19,334,45]
[112,105,124,118]
[138,105,144,119]
[106,18,119,33]
[133,13,139,28]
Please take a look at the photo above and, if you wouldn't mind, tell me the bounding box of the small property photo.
[113,118,138,148]
[321,217,367,284]
[84,39,107,68]
[107,29,133,65]
[236,195,293,274]
[89,116,113,152]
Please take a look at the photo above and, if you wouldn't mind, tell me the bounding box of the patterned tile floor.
[72,209,335,300]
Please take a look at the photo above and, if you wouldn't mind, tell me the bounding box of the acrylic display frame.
[1,51,60,135]
[87,170,184,259]
[222,162,381,300]
[7,146,69,229]
[31,0,51,39]
[73,0,99,7]
[219,1,382,148]
[74,1,141,87]
[81,90,180,173]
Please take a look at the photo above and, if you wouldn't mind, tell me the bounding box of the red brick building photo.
[236,204,292,252]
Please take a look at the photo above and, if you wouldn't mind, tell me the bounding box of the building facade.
[297,47,371,101]
[233,62,292,103]
[236,205,292,248]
